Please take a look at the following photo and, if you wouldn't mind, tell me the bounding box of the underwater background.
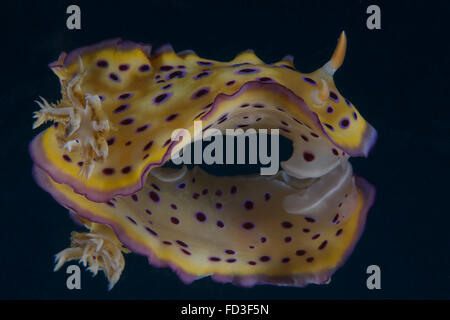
[1,0,449,299]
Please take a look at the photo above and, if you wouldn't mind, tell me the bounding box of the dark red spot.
[243,200,254,210]
[296,250,306,256]
[281,221,293,229]
[242,222,255,230]
[284,236,292,243]
[209,257,221,262]
[120,118,134,125]
[176,240,188,248]
[336,229,343,236]
[225,249,235,255]
[216,220,225,228]
[102,168,115,175]
[62,155,72,162]
[195,212,206,222]
[305,217,316,223]
[303,152,315,162]
[170,217,179,224]
[259,256,271,262]
[143,140,154,151]
[312,233,321,240]
[319,240,328,250]
[306,257,314,263]
[148,191,160,202]
[96,60,108,68]
[281,257,290,263]
[121,166,131,174]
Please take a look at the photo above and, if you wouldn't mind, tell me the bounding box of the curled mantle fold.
[30,34,377,288]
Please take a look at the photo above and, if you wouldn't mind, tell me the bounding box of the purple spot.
[136,124,150,133]
[197,61,213,66]
[145,227,158,237]
[326,106,334,113]
[302,76,317,85]
[324,123,334,131]
[96,60,108,68]
[106,201,115,207]
[102,168,115,175]
[312,233,321,240]
[226,259,236,263]
[281,221,293,229]
[181,249,191,255]
[163,139,171,147]
[237,68,259,74]
[353,112,358,120]
[170,203,178,210]
[121,166,132,174]
[145,209,152,215]
[209,257,221,262]
[109,73,119,81]
[345,98,352,107]
[284,236,292,243]
[118,93,133,100]
[260,236,267,243]
[153,92,172,104]
[296,250,306,256]
[192,87,210,99]
[282,257,290,263]
[143,140,154,151]
[167,71,185,80]
[307,257,314,263]
[230,186,237,194]
[332,148,339,156]
[329,90,340,102]
[225,249,235,255]
[162,83,172,90]
[202,188,209,195]
[340,118,350,129]
[192,192,200,199]
[305,217,316,223]
[243,200,254,210]
[195,212,207,222]
[319,240,328,250]
[120,118,134,125]
[114,104,129,114]
[166,113,179,122]
[264,193,271,201]
[253,104,265,108]
[242,222,255,230]
[301,134,309,142]
[215,203,223,210]
[310,132,319,138]
[176,240,189,248]
[131,194,138,202]
[259,256,271,262]
[163,241,172,245]
[160,65,174,71]
[258,77,273,82]
[62,155,72,162]
[177,182,186,190]
[151,183,160,191]
[302,228,310,233]
[216,220,225,228]
[194,71,210,79]
[148,191,160,203]
[171,217,180,224]
[118,64,129,71]
[139,64,150,72]
[226,80,236,86]
[336,229,343,236]
[248,261,257,266]
[127,216,137,225]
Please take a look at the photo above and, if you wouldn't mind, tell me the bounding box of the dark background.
[1,0,449,299]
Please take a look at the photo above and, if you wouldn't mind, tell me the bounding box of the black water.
[1,0,449,299]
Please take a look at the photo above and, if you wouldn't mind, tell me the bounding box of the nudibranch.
[30,32,376,289]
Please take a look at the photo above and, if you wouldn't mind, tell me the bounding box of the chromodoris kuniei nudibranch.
[30,31,376,289]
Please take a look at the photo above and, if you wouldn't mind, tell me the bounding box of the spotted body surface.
[30,32,376,288]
